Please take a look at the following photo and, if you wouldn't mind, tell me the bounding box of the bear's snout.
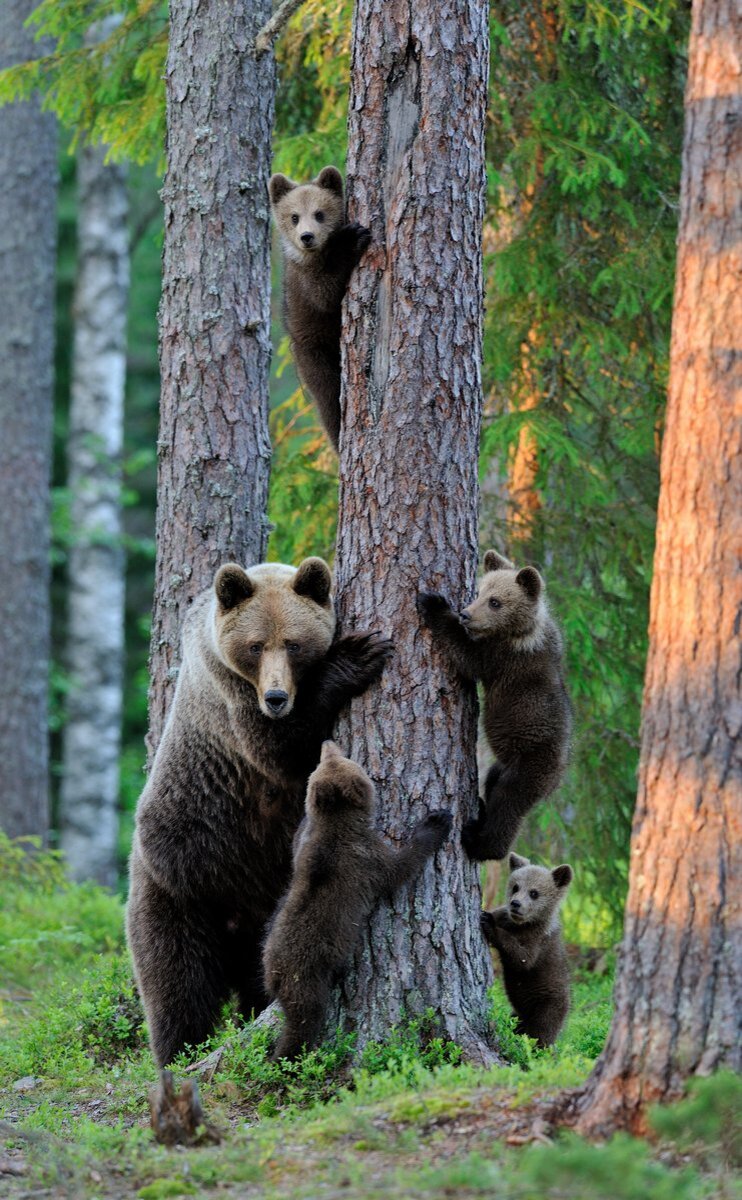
[264,689,289,717]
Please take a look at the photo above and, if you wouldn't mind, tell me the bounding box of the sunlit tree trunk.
[332,0,495,1062]
[0,0,57,840]
[148,0,275,755]
[577,0,741,1133]
[59,114,129,886]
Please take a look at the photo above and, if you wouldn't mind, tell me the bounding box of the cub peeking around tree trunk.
[481,853,573,1047]
[262,741,453,1061]
[418,550,571,861]
[269,165,370,449]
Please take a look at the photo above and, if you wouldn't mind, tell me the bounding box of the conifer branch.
[255,0,306,55]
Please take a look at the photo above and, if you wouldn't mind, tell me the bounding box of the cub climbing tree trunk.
[148,0,275,754]
[333,0,494,1060]
[0,0,57,841]
[577,0,742,1133]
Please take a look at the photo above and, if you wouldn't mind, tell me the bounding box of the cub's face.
[269,166,344,262]
[213,559,336,719]
[306,740,375,818]
[507,853,573,926]
[460,549,544,642]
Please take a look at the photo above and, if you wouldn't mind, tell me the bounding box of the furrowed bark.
[577,0,742,1133]
[332,0,496,1061]
[148,0,275,755]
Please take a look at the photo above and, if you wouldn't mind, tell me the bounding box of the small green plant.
[650,1071,742,1168]
[359,1010,463,1080]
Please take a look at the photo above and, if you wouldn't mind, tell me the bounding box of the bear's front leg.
[325,221,372,277]
[314,630,394,715]
[417,591,481,680]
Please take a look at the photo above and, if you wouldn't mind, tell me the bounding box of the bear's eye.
[314,210,325,223]
[291,214,299,226]
[249,643,263,655]
[489,597,501,610]
[529,889,539,900]
[286,641,301,654]
[512,884,519,894]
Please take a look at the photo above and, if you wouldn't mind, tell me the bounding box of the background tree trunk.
[332,0,495,1061]
[577,0,741,1133]
[147,0,275,754]
[0,0,57,841]
[59,102,129,885]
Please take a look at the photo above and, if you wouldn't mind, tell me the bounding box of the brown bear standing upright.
[126,559,393,1068]
[263,741,453,1060]
[269,166,370,449]
[418,550,571,861]
[481,852,573,1047]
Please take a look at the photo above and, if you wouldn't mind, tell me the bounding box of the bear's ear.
[293,557,332,606]
[483,550,513,573]
[509,852,529,871]
[320,739,342,763]
[215,563,254,611]
[315,166,344,197]
[552,864,573,889]
[269,173,296,206]
[515,566,542,601]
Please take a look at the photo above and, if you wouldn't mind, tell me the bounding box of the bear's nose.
[264,689,289,715]
[459,610,471,623]
[510,898,521,911]
[300,232,315,246]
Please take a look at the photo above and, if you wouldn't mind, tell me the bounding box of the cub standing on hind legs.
[418,550,571,861]
[262,741,453,1061]
[269,165,370,449]
[481,853,573,1048]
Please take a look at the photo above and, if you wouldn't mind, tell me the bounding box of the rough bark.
[577,0,742,1133]
[59,117,129,886]
[148,0,275,754]
[331,0,495,1061]
[0,1,57,841]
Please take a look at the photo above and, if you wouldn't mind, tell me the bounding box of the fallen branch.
[255,0,306,55]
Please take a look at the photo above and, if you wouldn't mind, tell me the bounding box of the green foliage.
[650,1072,742,1168]
[358,1010,463,1078]
[267,385,339,566]
[516,1133,706,1200]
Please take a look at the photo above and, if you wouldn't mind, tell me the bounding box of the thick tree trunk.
[0,1,57,841]
[148,0,275,754]
[577,0,741,1133]
[59,125,129,886]
[332,0,495,1061]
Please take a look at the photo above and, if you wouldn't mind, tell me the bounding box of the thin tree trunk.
[59,115,129,886]
[577,0,741,1133]
[332,0,495,1062]
[0,0,57,841]
[148,0,275,755]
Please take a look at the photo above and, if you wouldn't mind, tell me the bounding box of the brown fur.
[418,550,571,860]
[269,166,370,448]
[481,853,573,1047]
[126,561,394,1067]
[262,741,453,1060]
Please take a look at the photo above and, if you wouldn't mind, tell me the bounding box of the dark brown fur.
[269,166,370,448]
[418,550,571,861]
[262,742,453,1060]
[481,853,573,1047]
[126,560,393,1067]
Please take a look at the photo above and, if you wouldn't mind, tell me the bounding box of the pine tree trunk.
[577,0,742,1133]
[59,126,129,886]
[332,0,495,1062]
[148,0,275,754]
[0,0,57,841]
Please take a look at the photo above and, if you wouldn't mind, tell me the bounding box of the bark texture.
[0,1,57,840]
[578,0,742,1132]
[149,0,275,754]
[59,129,129,886]
[332,0,495,1060]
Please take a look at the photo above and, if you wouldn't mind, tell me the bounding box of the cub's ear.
[552,864,573,889]
[320,739,342,763]
[315,165,344,197]
[515,566,543,601]
[215,563,254,611]
[509,852,529,871]
[483,549,513,573]
[269,173,296,206]
[293,557,332,606]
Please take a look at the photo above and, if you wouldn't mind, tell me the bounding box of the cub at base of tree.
[481,853,573,1047]
[418,549,571,861]
[262,741,453,1061]
[269,165,370,449]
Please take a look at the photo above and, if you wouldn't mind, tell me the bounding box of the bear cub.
[418,550,571,861]
[262,741,453,1060]
[270,165,370,449]
[481,853,573,1047]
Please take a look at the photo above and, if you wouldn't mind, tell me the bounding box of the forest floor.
[1,837,739,1200]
